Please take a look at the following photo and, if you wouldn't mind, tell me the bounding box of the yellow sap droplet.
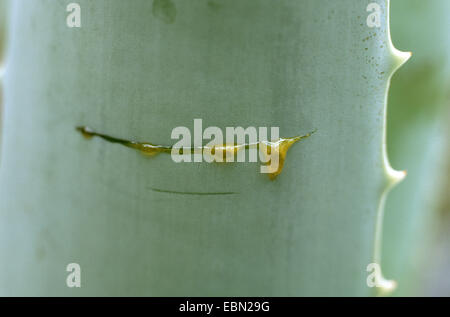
[136,143,167,157]
[76,126,95,139]
[259,137,302,180]
[206,144,245,162]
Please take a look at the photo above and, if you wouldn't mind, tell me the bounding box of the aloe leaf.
[0,0,408,296]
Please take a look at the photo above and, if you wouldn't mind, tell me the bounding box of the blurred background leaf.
[382,0,450,296]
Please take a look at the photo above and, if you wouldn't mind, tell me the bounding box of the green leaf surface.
[0,0,407,296]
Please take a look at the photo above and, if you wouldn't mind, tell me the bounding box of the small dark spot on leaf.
[207,0,222,11]
[153,0,177,24]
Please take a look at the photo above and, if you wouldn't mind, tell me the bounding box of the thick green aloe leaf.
[382,0,450,296]
[0,0,407,296]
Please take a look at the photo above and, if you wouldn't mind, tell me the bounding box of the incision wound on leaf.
[76,126,314,180]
